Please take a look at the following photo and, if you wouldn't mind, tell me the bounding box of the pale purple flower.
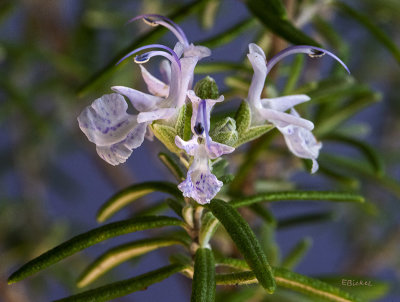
[114,15,211,125]
[246,43,349,173]
[78,44,179,166]
[78,13,212,166]
[77,93,147,165]
[175,90,234,204]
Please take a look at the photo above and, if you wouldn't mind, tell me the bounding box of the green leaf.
[210,117,238,147]
[283,54,305,94]
[158,152,184,181]
[249,204,276,226]
[235,124,275,147]
[323,133,384,177]
[274,268,363,302]
[315,90,381,136]
[196,18,257,48]
[211,158,229,179]
[175,103,193,141]
[215,257,248,271]
[318,163,360,189]
[278,211,335,229]
[165,198,185,218]
[151,123,181,154]
[199,212,220,247]
[319,276,389,301]
[260,222,280,267]
[335,1,400,64]
[133,201,169,217]
[225,75,251,93]
[77,235,190,287]
[97,181,182,223]
[206,199,276,293]
[55,264,185,302]
[191,248,216,302]
[281,237,313,270]
[195,62,251,74]
[245,0,320,46]
[231,191,365,208]
[8,216,183,284]
[77,0,205,96]
[199,0,220,30]
[235,101,251,134]
[319,153,400,198]
[216,268,363,302]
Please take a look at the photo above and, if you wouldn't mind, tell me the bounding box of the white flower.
[175,90,234,204]
[246,43,349,173]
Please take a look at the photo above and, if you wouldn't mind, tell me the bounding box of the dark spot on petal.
[194,123,204,135]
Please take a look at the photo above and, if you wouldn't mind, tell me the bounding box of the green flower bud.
[210,117,238,147]
[194,76,219,100]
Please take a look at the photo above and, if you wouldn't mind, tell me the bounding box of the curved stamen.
[117,44,181,70]
[128,14,189,46]
[266,45,350,76]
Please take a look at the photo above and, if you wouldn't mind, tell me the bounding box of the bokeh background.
[1,0,400,301]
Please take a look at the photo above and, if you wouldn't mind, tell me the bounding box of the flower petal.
[184,44,211,59]
[96,122,148,166]
[159,59,171,84]
[247,43,267,106]
[139,65,169,98]
[261,94,310,112]
[137,107,177,123]
[77,93,138,146]
[258,107,314,130]
[173,42,184,58]
[111,86,163,112]
[178,169,223,204]
[277,123,322,173]
[206,140,235,159]
[175,136,198,156]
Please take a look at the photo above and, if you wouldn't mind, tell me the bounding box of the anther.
[309,49,325,58]
[143,17,158,27]
[134,54,150,64]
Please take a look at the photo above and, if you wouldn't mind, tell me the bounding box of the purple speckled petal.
[137,107,177,123]
[111,86,163,112]
[178,170,223,204]
[77,93,138,146]
[175,136,198,156]
[96,122,148,166]
[139,65,169,98]
[178,144,223,204]
[261,95,310,112]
